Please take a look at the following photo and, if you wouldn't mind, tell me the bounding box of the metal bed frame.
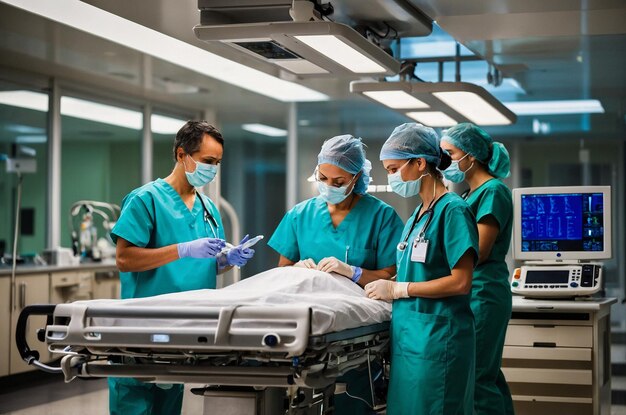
[17,302,390,414]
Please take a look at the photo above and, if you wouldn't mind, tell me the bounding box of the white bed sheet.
[75,267,391,335]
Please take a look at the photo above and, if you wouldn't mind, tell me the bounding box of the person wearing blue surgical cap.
[268,134,403,413]
[366,123,478,415]
[441,123,514,415]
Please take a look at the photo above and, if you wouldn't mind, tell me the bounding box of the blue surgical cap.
[441,123,510,178]
[379,123,441,165]
[317,134,371,194]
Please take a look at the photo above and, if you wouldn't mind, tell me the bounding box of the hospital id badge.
[411,239,428,263]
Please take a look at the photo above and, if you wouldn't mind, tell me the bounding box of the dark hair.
[172,120,223,162]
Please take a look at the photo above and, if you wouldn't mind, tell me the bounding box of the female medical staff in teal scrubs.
[441,123,515,415]
[366,123,479,415]
[108,121,255,415]
[269,134,403,412]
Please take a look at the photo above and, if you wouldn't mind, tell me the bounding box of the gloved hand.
[365,280,410,302]
[293,258,317,269]
[316,257,355,278]
[178,237,225,259]
[218,235,255,268]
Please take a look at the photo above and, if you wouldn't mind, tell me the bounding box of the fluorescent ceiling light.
[242,123,287,137]
[434,91,513,126]
[503,100,604,115]
[351,80,516,126]
[195,21,401,77]
[295,35,386,74]
[16,135,47,144]
[406,111,457,127]
[151,114,186,135]
[3,0,327,102]
[363,91,429,109]
[0,91,48,111]
[61,97,142,129]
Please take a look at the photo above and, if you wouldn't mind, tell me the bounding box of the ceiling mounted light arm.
[194,1,402,77]
[351,80,517,127]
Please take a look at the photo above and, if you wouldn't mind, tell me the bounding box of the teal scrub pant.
[109,378,184,415]
[472,294,514,415]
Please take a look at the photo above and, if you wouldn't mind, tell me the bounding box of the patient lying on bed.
[77,267,391,336]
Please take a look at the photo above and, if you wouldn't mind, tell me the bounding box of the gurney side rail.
[16,304,63,373]
[47,304,312,356]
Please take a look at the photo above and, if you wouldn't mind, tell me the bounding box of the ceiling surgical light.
[504,100,604,115]
[293,35,387,74]
[363,90,429,110]
[350,80,517,127]
[194,12,401,77]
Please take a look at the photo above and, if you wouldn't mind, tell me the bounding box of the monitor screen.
[513,186,612,261]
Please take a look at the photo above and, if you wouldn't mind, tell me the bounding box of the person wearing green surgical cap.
[440,122,514,415]
[268,134,403,414]
[367,122,478,415]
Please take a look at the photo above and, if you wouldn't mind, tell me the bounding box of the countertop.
[0,260,118,276]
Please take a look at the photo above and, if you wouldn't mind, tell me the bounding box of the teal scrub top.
[465,178,513,284]
[268,193,403,270]
[388,192,478,415]
[111,178,225,299]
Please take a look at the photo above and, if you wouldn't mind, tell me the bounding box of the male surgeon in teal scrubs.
[269,134,403,413]
[108,121,255,415]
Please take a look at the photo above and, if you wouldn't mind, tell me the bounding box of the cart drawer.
[502,367,592,385]
[505,325,592,348]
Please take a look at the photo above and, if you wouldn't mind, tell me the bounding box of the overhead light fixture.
[195,22,400,77]
[242,123,287,137]
[151,114,186,135]
[3,0,327,102]
[363,90,429,110]
[351,80,517,127]
[61,97,143,129]
[503,100,604,115]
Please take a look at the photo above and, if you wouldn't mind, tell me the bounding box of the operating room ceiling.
[0,0,624,141]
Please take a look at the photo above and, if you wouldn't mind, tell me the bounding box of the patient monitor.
[510,186,611,298]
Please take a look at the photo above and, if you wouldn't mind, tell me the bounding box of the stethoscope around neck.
[196,191,219,238]
[397,194,442,251]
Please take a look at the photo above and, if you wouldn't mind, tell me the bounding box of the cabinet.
[502,297,615,415]
[9,273,51,375]
[49,271,94,304]
[0,278,10,377]
[93,270,120,300]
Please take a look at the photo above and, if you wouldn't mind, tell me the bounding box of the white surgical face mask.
[184,154,218,187]
[316,168,358,205]
[443,153,473,183]
[387,160,428,198]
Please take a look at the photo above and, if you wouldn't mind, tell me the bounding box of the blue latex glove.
[178,237,225,259]
[218,235,255,268]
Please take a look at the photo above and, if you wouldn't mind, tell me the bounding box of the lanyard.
[196,192,219,238]
[397,194,444,251]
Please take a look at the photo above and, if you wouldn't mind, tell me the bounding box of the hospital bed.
[16,268,391,414]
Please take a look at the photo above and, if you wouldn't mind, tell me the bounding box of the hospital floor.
[1,367,625,414]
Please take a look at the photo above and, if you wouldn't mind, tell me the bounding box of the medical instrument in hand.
[223,234,264,251]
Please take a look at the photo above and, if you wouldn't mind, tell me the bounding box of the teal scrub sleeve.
[111,193,154,248]
[475,186,511,230]
[268,210,299,262]
[443,205,479,269]
[376,209,404,268]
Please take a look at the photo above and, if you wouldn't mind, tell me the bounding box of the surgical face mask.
[316,169,358,205]
[387,160,428,198]
[184,154,218,187]
[443,153,473,183]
